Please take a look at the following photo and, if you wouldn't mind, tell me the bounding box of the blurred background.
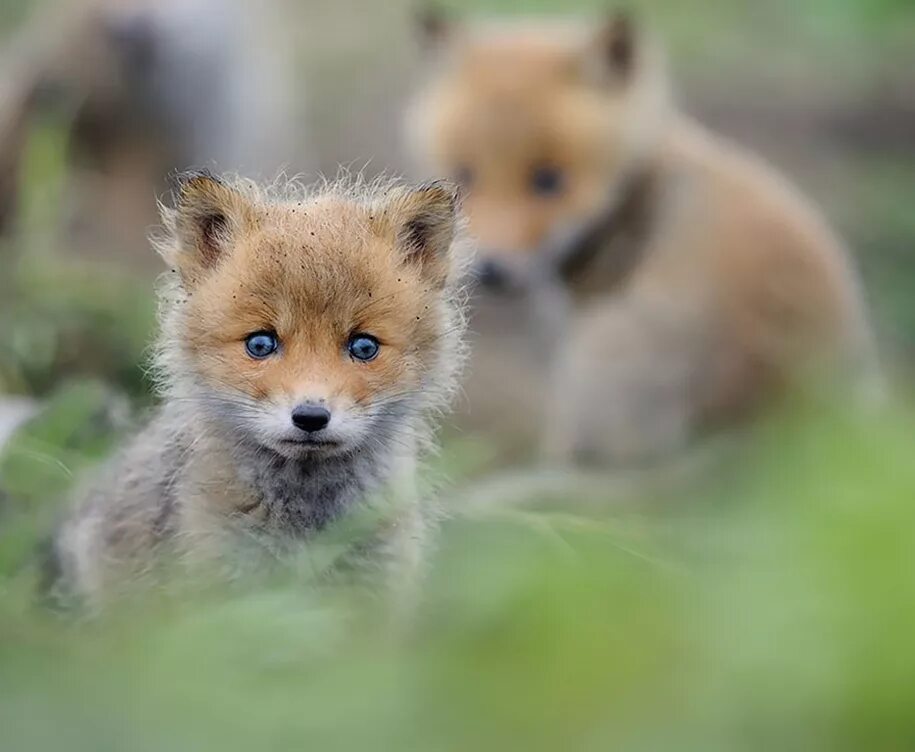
[0,1,914,749]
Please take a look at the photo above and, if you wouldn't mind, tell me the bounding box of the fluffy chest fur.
[173,413,413,542]
[48,174,467,607]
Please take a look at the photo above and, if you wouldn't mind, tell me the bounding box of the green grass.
[0,1,913,748]
[443,0,915,56]
[0,106,156,399]
[1,395,914,751]
[0,256,155,398]
[838,156,915,358]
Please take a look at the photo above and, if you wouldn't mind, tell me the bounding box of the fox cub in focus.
[408,11,880,463]
[49,172,467,604]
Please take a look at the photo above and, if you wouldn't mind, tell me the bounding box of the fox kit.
[407,11,879,464]
[49,172,466,604]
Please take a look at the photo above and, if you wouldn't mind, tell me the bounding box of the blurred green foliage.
[0,380,127,504]
[0,380,128,573]
[0,0,32,39]
[0,110,157,399]
[0,402,913,751]
[0,2,912,749]
[0,257,155,397]
[840,158,915,359]
[455,0,915,49]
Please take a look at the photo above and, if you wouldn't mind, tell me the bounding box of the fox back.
[406,12,879,464]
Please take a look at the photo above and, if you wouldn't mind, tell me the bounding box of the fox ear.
[415,5,454,50]
[163,171,256,281]
[377,180,460,287]
[593,10,638,80]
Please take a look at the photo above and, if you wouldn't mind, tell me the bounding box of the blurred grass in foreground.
[0,109,157,399]
[0,396,913,751]
[0,258,155,398]
[0,2,913,747]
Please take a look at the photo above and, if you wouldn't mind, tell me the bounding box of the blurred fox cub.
[49,172,467,605]
[408,10,880,464]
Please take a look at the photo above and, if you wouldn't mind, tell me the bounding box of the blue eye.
[348,334,380,362]
[530,165,564,196]
[245,331,279,359]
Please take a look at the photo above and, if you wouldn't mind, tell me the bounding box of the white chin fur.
[265,438,352,460]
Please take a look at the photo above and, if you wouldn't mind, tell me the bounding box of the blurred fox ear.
[415,5,455,50]
[164,171,256,280]
[592,10,638,80]
[376,180,460,287]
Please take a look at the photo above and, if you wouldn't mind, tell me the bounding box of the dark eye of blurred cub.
[348,334,380,362]
[245,331,279,359]
[530,165,564,196]
[454,165,474,189]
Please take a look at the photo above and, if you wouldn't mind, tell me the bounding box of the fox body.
[407,14,878,463]
[50,173,466,603]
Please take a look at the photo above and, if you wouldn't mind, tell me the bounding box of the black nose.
[291,404,331,432]
[476,259,511,291]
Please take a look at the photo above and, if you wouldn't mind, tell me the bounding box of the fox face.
[408,13,666,290]
[156,173,462,460]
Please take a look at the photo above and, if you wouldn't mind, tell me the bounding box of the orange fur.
[408,18,666,269]
[51,173,468,605]
[407,14,879,463]
[161,178,455,421]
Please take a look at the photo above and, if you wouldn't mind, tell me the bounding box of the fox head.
[154,172,466,460]
[407,11,669,291]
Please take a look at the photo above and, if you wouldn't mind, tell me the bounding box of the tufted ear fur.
[160,171,258,283]
[374,180,460,287]
[587,10,639,82]
[415,5,457,51]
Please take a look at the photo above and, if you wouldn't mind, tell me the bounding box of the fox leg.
[544,296,707,467]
